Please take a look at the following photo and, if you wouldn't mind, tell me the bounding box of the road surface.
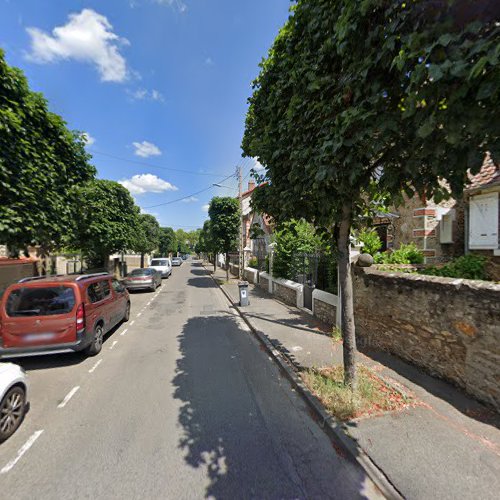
[0,260,382,499]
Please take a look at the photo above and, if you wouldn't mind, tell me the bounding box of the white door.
[469,193,499,249]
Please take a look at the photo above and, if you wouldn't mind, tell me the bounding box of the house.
[373,154,499,271]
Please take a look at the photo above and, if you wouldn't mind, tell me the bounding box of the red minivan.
[0,273,130,358]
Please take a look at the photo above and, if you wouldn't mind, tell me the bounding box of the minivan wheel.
[85,324,104,356]
[123,302,130,322]
[0,386,26,442]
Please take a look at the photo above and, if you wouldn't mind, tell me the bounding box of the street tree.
[243,0,499,387]
[0,49,95,257]
[208,197,240,280]
[73,180,140,269]
[135,214,161,267]
[197,220,217,270]
[158,227,177,257]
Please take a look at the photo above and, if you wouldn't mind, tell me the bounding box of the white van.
[149,258,172,278]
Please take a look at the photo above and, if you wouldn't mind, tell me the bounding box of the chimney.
[248,181,256,191]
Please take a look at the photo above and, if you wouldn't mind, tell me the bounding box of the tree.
[0,49,95,256]
[197,220,217,271]
[73,180,140,269]
[158,227,177,257]
[134,214,161,267]
[243,0,499,387]
[208,197,240,280]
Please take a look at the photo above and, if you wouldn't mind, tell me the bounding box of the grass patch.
[302,365,410,421]
[331,327,342,342]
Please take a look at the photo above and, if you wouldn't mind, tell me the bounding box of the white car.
[149,257,172,278]
[0,363,29,442]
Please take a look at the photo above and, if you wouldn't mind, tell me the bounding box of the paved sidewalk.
[208,264,500,500]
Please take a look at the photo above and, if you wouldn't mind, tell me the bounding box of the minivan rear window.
[6,286,76,317]
[151,259,168,266]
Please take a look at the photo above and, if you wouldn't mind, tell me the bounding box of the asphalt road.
[0,260,383,499]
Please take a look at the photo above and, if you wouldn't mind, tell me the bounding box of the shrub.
[375,243,424,265]
[422,254,487,281]
[357,229,382,256]
[247,257,258,268]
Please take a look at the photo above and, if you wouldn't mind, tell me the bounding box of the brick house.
[373,154,499,271]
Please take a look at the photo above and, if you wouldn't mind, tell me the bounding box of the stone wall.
[313,299,336,326]
[353,267,500,409]
[273,281,297,307]
[258,275,269,292]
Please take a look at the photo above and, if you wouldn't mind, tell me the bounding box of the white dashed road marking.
[137,312,142,317]
[0,430,44,474]
[57,386,80,409]
[120,328,128,337]
[88,359,102,373]
[130,321,135,326]
[110,340,118,350]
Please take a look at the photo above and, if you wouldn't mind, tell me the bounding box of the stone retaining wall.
[258,275,269,292]
[353,267,500,409]
[314,299,336,326]
[273,281,297,307]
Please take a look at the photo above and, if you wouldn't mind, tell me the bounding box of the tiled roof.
[467,153,500,190]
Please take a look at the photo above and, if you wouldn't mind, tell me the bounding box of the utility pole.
[238,165,244,280]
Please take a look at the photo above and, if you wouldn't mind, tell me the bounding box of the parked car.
[0,362,29,442]
[0,273,130,358]
[149,258,172,278]
[172,257,182,266]
[181,254,189,261]
[123,268,161,292]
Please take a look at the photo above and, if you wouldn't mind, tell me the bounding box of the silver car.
[123,268,161,292]
[171,257,182,266]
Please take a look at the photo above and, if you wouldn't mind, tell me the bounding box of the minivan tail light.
[76,303,85,330]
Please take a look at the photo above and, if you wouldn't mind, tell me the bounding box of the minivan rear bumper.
[0,329,92,358]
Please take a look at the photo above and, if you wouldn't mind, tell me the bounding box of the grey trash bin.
[238,281,250,307]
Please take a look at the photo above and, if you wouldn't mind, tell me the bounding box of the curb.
[205,263,403,500]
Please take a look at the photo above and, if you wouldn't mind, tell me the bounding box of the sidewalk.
[208,264,500,500]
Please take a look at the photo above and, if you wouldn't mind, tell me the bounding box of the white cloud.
[132,140,162,158]
[82,132,95,146]
[201,204,210,212]
[181,196,198,203]
[127,88,164,102]
[26,9,129,82]
[140,207,159,217]
[155,0,187,13]
[120,174,178,195]
[253,157,265,171]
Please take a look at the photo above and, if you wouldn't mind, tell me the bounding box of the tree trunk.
[226,252,229,281]
[337,201,357,389]
[214,254,217,272]
[140,253,145,268]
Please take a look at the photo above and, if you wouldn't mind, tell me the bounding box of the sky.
[0,0,291,230]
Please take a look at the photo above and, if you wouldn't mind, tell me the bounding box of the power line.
[143,172,236,209]
[89,149,233,178]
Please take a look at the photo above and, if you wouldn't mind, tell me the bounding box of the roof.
[15,273,112,285]
[467,153,500,191]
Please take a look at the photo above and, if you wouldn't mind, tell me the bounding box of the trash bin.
[238,281,250,307]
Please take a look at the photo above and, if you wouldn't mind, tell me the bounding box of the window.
[440,213,453,244]
[87,280,111,303]
[6,287,75,317]
[469,193,499,249]
[151,259,168,266]
[112,279,125,293]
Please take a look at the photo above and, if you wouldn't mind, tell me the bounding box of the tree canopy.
[73,179,140,268]
[208,196,240,279]
[0,49,96,254]
[134,213,161,265]
[158,227,177,256]
[242,0,499,386]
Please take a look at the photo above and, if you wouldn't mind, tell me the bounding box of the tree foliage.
[134,213,161,259]
[158,227,177,256]
[0,49,96,254]
[242,0,499,386]
[73,180,140,268]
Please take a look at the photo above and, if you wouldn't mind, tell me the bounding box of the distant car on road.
[0,273,130,358]
[149,258,172,278]
[172,257,182,266]
[124,268,161,292]
[0,362,29,442]
[181,254,189,261]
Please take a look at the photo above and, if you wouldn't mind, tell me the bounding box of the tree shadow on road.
[172,312,374,499]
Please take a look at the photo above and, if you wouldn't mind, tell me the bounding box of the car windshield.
[151,260,168,266]
[6,286,76,317]
[129,269,154,276]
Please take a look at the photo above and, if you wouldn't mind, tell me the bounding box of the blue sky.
[0,0,290,230]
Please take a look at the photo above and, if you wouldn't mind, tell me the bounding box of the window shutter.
[469,193,499,249]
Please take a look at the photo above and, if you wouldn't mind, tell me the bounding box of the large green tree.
[208,197,240,280]
[197,220,217,270]
[73,180,140,269]
[134,213,161,267]
[0,49,96,256]
[243,0,499,387]
[158,227,177,257]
